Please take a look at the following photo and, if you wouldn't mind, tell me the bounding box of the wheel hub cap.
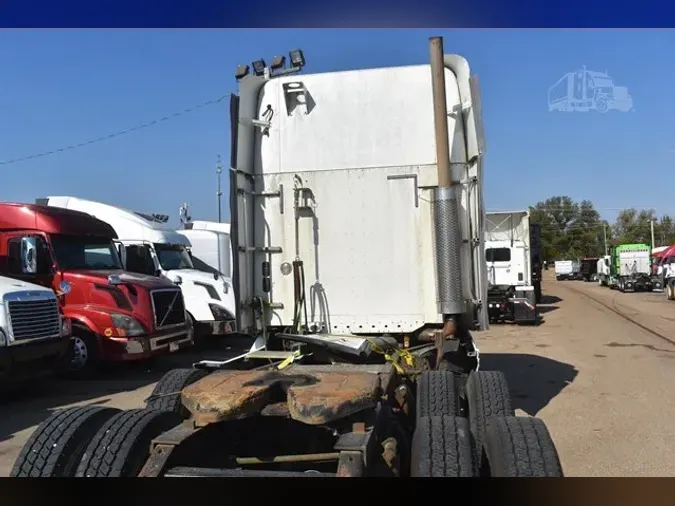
[69,337,88,370]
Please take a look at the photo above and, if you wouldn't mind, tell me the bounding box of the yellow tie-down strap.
[365,338,417,375]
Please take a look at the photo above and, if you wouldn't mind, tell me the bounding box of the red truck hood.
[63,269,177,290]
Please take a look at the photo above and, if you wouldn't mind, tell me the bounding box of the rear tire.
[76,409,182,477]
[482,416,563,477]
[10,406,120,477]
[145,368,210,417]
[411,416,474,477]
[465,371,514,472]
[416,371,457,418]
[667,283,674,300]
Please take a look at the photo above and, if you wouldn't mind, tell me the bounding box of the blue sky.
[1,29,673,225]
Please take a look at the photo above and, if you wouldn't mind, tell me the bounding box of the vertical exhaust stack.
[429,36,465,318]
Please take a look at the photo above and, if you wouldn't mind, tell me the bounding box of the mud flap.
[512,287,538,324]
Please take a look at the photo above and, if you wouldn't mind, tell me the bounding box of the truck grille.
[151,289,186,329]
[8,298,61,342]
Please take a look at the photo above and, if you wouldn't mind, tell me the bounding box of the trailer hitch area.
[333,421,371,477]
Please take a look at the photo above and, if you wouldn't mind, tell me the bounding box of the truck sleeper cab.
[0,270,72,388]
[178,220,233,279]
[39,197,236,343]
[221,48,489,371]
[0,203,192,376]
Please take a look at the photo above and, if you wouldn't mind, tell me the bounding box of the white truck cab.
[0,274,72,386]
[484,211,538,324]
[178,221,233,278]
[38,197,236,341]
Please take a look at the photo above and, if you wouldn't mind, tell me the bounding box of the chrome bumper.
[122,330,194,355]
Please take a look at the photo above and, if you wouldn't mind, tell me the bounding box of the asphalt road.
[2,273,675,476]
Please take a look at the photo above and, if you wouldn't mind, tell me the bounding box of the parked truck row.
[554,244,663,294]
[10,37,563,478]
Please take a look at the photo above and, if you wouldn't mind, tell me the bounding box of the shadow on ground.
[540,294,562,304]
[538,293,562,315]
[0,341,244,445]
[480,353,578,416]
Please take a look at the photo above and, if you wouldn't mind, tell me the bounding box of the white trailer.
[38,197,236,343]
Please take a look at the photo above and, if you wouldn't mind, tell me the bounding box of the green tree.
[612,208,655,245]
[529,196,605,261]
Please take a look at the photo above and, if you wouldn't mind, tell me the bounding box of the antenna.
[216,155,223,223]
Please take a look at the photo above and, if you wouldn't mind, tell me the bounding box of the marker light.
[289,49,305,68]
[270,55,286,70]
[252,59,267,76]
[235,64,250,80]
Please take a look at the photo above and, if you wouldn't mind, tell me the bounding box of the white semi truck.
[0,274,72,387]
[17,38,563,479]
[485,211,539,324]
[37,197,236,344]
[178,220,233,278]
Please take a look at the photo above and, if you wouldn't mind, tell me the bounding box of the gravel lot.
[3,271,675,476]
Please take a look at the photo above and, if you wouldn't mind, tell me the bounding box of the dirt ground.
[3,272,675,476]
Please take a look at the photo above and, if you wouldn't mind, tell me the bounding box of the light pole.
[216,155,223,223]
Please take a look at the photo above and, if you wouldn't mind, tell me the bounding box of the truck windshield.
[50,234,123,270]
[155,244,194,270]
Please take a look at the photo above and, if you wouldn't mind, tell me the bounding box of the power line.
[0,93,229,166]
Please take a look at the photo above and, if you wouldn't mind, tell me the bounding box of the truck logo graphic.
[548,66,633,113]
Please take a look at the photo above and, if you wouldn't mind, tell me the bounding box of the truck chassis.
[487,285,539,325]
[12,331,562,478]
[610,274,660,293]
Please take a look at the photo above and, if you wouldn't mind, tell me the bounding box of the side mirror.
[20,237,38,274]
[154,269,161,277]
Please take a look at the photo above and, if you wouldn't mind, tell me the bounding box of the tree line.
[527,196,675,261]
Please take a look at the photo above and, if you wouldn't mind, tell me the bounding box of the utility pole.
[603,222,608,256]
[216,155,223,223]
[651,219,656,250]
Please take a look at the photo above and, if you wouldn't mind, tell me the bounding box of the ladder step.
[245,350,296,360]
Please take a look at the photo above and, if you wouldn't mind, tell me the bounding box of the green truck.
[602,243,662,292]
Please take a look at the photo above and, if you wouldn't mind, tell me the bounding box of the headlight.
[0,329,6,346]
[208,303,231,321]
[110,314,145,337]
[61,318,72,337]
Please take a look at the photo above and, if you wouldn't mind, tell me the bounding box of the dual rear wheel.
[411,370,563,477]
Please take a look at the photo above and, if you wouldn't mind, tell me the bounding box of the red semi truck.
[0,202,193,376]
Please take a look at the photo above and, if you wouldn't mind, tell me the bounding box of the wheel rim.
[69,337,89,371]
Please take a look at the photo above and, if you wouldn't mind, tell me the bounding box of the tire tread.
[483,416,563,477]
[76,409,181,477]
[10,406,120,477]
